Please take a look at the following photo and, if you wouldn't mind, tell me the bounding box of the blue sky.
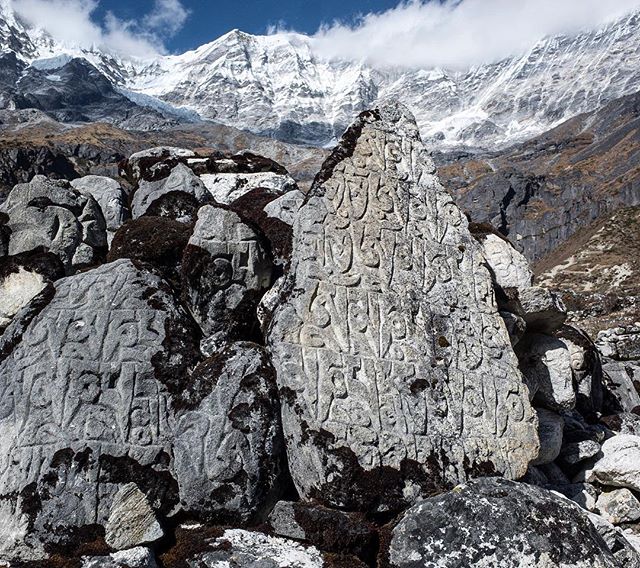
[91,0,401,52]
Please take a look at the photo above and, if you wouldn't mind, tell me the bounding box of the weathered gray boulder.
[587,435,640,492]
[477,231,533,292]
[267,102,538,511]
[0,250,64,333]
[0,259,199,561]
[597,488,640,525]
[0,175,107,273]
[560,440,601,466]
[173,342,284,524]
[263,189,305,226]
[124,146,196,184]
[82,547,158,568]
[519,286,567,334]
[516,334,576,411]
[385,478,623,568]
[587,511,640,568]
[131,164,211,223]
[71,175,130,245]
[181,206,272,354]
[105,483,164,550]
[200,171,297,205]
[533,408,564,465]
[602,360,640,413]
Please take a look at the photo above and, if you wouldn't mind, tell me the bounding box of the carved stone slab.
[268,101,538,511]
[0,259,197,557]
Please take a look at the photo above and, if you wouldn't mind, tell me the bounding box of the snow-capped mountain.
[2,0,640,148]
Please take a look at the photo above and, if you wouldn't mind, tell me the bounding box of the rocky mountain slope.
[1,101,640,567]
[2,1,640,149]
[437,88,640,261]
[536,206,640,337]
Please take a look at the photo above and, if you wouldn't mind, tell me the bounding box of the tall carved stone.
[267,102,539,511]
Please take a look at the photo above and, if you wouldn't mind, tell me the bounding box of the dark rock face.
[384,478,623,568]
[268,102,538,512]
[13,58,175,130]
[267,500,378,563]
[0,175,107,274]
[173,342,284,524]
[108,216,193,290]
[181,206,273,353]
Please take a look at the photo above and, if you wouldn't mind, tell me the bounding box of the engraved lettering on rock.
[270,105,538,503]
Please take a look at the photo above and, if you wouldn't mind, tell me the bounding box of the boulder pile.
[0,102,639,567]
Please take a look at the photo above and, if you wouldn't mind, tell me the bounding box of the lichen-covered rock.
[0,259,200,561]
[267,501,377,563]
[108,216,193,290]
[173,342,284,524]
[587,435,640,492]
[200,171,297,205]
[268,102,538,512]
[516,334,576,411]
[229,187,298,265]
[181,529,325,568]
[385,478,622,568]
[597,488,640,525]
[124,147,196,184]
[181,206,272,354]
[82,547,158,568]
[533,408,564,466]
[519,287,567,334]
[476,231,533,292]
[105,483,164,550]
[131,164,211,223]
[71,175,130,245]
[0,175,107,273]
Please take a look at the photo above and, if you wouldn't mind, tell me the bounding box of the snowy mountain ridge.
[2,1,640,148]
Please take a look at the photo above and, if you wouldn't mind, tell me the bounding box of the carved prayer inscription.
[0,260,180,529]
[269,102,538,510]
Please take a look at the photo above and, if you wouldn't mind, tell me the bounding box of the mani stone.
[385,478,621,568]
[267,101,538,512]
[105,483,164,550]
[182,206,273,354]
[172,342,284,524]
[0,175,107,274]
[0,259,200,559]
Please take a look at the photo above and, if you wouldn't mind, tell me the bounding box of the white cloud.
[309,0,640,69]
[11,0,190,58]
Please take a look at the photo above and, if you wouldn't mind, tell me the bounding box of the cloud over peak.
[310,0,640,69]
[11,0,190,58]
